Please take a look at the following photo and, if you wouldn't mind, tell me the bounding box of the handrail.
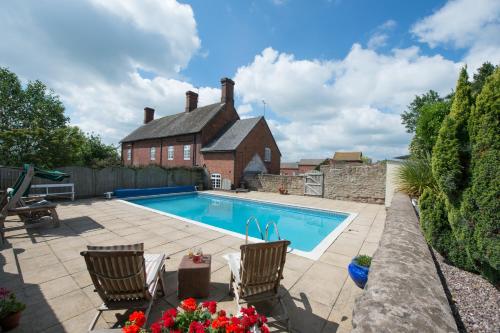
[265,221,281,242]
[245,216,264,244]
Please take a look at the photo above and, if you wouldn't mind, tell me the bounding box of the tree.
[432,67,472,200]
[460,68,500,283]
[471,62,496,97]
[401,90,441,133]
[410,99,451,158]
[0,67,118,168]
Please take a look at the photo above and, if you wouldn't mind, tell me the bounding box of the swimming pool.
[124,192,356,259]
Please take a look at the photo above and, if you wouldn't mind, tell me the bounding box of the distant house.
[121,78,281,188]
[331,151,363,165]
[280,162,299,175]
[280,158,326,175]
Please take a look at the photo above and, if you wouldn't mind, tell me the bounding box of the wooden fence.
[0,166,207,198]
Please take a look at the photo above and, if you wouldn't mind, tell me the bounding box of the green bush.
[396,154,437,197]
[419,189,473,270]
[460,68,500,283]
[355,255,372,268]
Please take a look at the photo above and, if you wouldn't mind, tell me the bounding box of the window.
[211,173,221,189]
[150,147,156,161]
[264,147,271,162]
[167,146,174,160]
[183,145,191,160]
[127,149,132,161]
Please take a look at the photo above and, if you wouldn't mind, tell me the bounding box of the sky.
[1,0,499,161]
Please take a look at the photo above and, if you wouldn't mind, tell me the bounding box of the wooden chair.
[0,166,60,244]
[80,243,166,332]
[224,240,291,330]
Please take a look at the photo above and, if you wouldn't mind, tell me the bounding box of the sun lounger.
[224,240,291,330]
[80,243,166,332]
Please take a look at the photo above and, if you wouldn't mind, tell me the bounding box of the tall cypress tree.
[432,67,472,200]
[461,68,500,283]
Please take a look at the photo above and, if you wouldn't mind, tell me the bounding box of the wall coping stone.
[352,192,458,333]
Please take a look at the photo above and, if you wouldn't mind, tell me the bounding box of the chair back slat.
[239,240,290,298]
[81,243,150,303]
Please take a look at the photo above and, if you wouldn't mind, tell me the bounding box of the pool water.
[127,193,352,257]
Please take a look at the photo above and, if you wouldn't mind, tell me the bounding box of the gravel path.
[434,251,499,333]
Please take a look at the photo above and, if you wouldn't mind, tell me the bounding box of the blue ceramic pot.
[348,257,370,289]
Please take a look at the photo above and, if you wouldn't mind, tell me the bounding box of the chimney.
[185,91,198,112]
[143,107,155,124]
[220,77,234,105]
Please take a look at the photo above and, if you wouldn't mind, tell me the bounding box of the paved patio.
[0,191,385,333]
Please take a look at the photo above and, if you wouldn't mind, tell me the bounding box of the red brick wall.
[298,164,317,174]
[121,139,162,167]
[202,152,235,186]
[201,104,239,145]
[280,167,299,176]
[234,118,281,185]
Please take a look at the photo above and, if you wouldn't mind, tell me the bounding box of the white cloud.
[412,0,500,70]
[367,19,396,50]
[0,0,208,143]
[235,45,460,160]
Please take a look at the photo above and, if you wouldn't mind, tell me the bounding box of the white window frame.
[211,173,221,189]
[167,146,174,160]
[183,145,191,160]
[264,147,271,162]
[150,147,156,161]
[127,148,131,161]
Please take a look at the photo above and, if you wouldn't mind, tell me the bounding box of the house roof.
[333,151,363,161]
[121,102,225,142]
[281,162,299,169]
[298,158,326,166]
[201,117,262,152]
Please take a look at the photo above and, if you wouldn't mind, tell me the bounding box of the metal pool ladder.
[245,216,264,244]
[265,221,281,241]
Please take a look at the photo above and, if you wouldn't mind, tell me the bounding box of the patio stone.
[1,192,386,332]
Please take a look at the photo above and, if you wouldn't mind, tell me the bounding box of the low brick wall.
[251,174,304,195]
[321,164,385,204]
[352,192,457,332]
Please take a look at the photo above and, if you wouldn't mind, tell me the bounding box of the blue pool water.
[128,193,349,253]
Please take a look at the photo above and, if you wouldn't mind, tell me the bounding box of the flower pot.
[348,257,370,289]
[1,311,22,331]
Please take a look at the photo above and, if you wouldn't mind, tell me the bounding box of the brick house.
[280,158,326,175]
[121,78,281,188]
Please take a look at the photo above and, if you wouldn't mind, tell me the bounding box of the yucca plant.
[396,154,437,198]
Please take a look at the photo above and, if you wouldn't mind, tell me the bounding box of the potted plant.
[122,298,270,333]
[348,255,372,289]
[0,288,26,331]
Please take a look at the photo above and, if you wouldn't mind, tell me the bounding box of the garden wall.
[0,166,207,199]
[255,174,305,195]
[351,192,457,332]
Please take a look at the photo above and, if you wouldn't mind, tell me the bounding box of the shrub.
[355,255,372,268]
[396,154,436,197]
[418,189,473,270]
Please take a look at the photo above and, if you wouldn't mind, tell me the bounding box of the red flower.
[171,330,181,333]
[259,315,267,324]
[150,322,162,333]
[181,298,198,312]
[202,301,217,314]
[129,311,146,327]
[189,321,205,333]
[122,324,140,333]
[260,324,270,333]
[162,315,175,328]
[218,309,226,317]
[165,308,178,318]
[212,315,229,329]
[240,307,256,316]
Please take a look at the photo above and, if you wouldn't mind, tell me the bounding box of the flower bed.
[123,298,270,333]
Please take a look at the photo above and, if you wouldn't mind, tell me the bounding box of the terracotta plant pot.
[1,311,22,331]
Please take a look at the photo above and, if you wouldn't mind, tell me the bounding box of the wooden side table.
[178,255,211,299]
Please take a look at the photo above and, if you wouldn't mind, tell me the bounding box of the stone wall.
[351,192,457,332]
[245,173,304,195]
[321,164,386,204]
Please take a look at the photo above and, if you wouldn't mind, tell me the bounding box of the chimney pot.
[185,91,198,112]
[220,77,235,105]
[143,107,155,124]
